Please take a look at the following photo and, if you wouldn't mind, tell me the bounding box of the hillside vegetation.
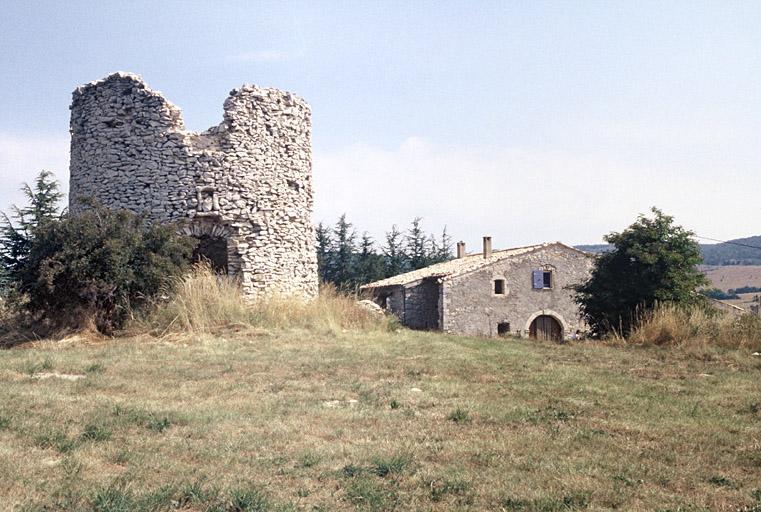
[1,322,760,511]
[578,236,761,266]
[701,235,761,265]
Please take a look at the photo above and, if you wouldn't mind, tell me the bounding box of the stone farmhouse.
[68,72,318,299]
[362,238,593,340]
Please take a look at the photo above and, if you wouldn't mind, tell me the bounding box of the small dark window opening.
[193,235,228,274]
[543,271,552,289]
[494,279,506,295]
[497,322,511,336]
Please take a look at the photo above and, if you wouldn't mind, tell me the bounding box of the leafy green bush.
[16,204,195,333]
[575,208,707,337]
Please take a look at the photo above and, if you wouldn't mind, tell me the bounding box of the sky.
[2,0,761,250]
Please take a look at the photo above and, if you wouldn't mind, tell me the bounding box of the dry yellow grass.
[133,264,394,336]
[0,327,760,511]
[627,302,761,350]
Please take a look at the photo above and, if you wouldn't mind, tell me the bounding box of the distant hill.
[699,236,761,265]
[577,236,761,265]
[575,244,611,254]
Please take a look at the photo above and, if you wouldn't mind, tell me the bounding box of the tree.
[314,215,454,285]
[382,224,406,278]
[355,232,385,285]
[0,170,64,285]
[428,226,453,265]
[405,217,430,270]
[575,208,708,337]
[329,214,357,289]
[315,222,333,283]
[17,205,195,333]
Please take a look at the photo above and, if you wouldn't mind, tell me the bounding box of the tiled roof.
[362,242,583,288]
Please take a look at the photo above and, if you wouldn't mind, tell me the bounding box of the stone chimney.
[483,236,492,259]
[456,241,466,259]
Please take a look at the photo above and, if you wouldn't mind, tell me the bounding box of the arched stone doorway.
[182,221,234,275]
[529,315,562,341]
[193,235,228,273]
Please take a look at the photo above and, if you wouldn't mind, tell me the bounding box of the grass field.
[1,328,760,511]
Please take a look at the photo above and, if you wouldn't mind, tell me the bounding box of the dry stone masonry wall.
[69,72,318,298]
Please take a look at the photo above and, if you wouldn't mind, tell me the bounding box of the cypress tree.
[428,226,453,265]
[405,217,430,270]
[383,224,406,278]
[315,222,333,283]
[355,232,385,285]
[331,214,357,289]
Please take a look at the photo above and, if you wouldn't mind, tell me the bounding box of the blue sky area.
[2,0,760,248]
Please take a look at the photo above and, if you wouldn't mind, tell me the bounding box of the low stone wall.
[403,279,441,330]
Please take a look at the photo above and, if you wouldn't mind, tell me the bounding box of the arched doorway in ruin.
[182,221,234,275]
[528,315,563,342]
[193,235,228,273]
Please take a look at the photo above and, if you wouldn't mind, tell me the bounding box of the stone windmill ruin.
[68,72,318,299]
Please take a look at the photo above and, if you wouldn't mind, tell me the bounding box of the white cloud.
[2,132,756,251]
[314,137,761,248]
[0,133,70,213]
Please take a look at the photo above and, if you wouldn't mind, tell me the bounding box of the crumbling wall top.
[68,71,318,299]
[71,72,311,139]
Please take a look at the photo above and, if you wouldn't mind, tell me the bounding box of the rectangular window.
[497,322,510,336]
[543,271,552,289]
[494,279,505,295]
[533,270,553,289]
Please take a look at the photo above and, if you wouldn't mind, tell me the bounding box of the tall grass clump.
[138,263,393,335]
[142,264,251,334]
[627,302,761,350]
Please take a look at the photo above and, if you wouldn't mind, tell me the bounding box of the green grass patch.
[499,492,591,511]
[344,476,398,512]
[80,422,112,442]
[370,453,413,478]
[23,356,54,375]
[447,407,472,423]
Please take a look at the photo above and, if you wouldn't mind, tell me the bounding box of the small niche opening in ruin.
[196,186,219,217]
[497,322,511,337]
[287,179,301,192]
[192,235,229,274]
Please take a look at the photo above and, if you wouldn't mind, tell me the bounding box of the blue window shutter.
[532,270,543,289]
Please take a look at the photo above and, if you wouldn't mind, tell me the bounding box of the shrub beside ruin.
[14,206,195,333]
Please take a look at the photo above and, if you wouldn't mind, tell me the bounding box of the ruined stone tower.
[68,72,318,299]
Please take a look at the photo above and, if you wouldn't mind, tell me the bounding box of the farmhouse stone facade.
[363,241,593,340]
[68,72,318,299]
